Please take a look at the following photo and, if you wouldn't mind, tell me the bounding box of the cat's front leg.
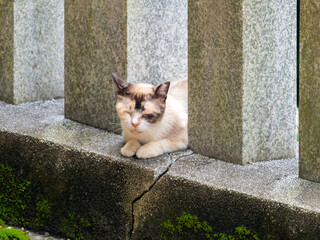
[121,139,141,157]
[136,139,187,159]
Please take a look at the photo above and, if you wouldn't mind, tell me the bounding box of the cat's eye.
[143,114,154,119]
[124,91,130,96]
[125,111,132,116]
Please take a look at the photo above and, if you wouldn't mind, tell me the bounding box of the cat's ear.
[111,73,129,91]
[154,82,170,102]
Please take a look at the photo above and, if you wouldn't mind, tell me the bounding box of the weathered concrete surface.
[0,0,64,104]
[65,0,127,133]
[242,0,297,163]
[188,0,243,164]
[127,0,187,85]
[0,99,319,239]
[0,1,14,103]
[299,0,320,183]
[188,0,297,164]
[132,155,320,239]
[0,99,175,239]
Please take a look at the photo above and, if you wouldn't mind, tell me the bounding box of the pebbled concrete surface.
[0,99,319,239]
[188,0,297,164]
[0,0,64,104]
[127,0,187,85]
[133,154,320,239]
[299,0,320,183]
[0,99,175,239]
[64,0,127,134]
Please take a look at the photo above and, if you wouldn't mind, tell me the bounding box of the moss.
[0,228,30,240]
[161,212,271,240]
[0,164,52,229]
[59,213,91,240]
[0,162,94,239]
[33,196,52,228]
[0,219,5,227]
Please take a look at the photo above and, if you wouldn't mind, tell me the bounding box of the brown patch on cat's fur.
[117,84,167,123]
[113,73,171,125]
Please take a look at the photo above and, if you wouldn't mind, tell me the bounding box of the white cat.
[111,73,188,159]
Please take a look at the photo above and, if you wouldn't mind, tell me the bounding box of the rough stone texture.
[0,1,14,103]
[127,0,187,85]
[0,100,319,239]
[0,0,64,104]
[132,155,320,239]
[65,0,127,133]
[189,0,297,164]
[189,0,243,163]
[299,1,320,183]
[0,99,175,239]
[243,0,297,162]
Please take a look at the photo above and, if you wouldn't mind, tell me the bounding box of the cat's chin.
[130,129,142,134]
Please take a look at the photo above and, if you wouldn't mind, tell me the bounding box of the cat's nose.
[131,121,140,128]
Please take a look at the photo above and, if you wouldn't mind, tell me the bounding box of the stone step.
[0,99,319,239]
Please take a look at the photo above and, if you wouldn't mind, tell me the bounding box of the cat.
[111,73,188,159]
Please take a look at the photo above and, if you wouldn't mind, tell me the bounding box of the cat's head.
[112,73,170,134]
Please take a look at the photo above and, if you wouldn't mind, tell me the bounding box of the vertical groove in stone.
[299,0,320,183]
[0,1,14,104]
[243,0,297,163]
[65,0,127,133]
[188,0,244,164]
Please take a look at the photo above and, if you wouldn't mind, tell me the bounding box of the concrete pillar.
[64,0,127,133]
[65,1,187,132]
[189,0,297,164]
[0,0,64,104]
[127,0,187,85]
[299,1,320,183]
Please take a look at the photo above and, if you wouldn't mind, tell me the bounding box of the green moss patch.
[0,219,5,228]
[0,163,92,240]
[0,164,52,229]
[161,212,271,240]
[0,228,30,240]
[60,213,91,240]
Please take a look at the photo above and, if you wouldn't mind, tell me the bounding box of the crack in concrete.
[128,152,194,239]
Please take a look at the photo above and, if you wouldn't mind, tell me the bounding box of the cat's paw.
[136,145,161,159]
[121,139,140,157]
[121,146,136,157]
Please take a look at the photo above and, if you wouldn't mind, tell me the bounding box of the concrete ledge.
[133,155,320,239]
[0,99,178,239]
[0,100,319,239]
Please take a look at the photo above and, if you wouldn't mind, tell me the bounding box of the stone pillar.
[299,1,320,183]
[189,0,297,164]
[127,0,187,85]
[0,0,64,104]
[65,0,187,132]
[65,0,127,133]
